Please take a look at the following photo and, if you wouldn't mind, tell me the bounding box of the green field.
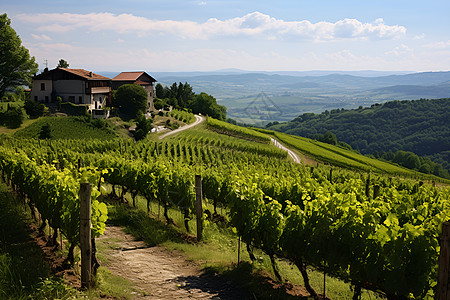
[256,128,450,183]
[13,116,118,140]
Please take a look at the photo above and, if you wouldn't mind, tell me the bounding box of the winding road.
[157,115,301,165]
[271,137,302,164]
[159,115,204,139]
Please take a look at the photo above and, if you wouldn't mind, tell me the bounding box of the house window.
[34,96,38,101]
[40,83,45,91]
[45,96,49,103]
[79,96,83,104]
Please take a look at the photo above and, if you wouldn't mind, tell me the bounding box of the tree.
[318,131,338,145]
[155,83,168,99]
[113,84,148,120]
[57,59,69,68]
[189,92,226,120]
[24,98,45,118]
[0,14,39,98]
[134,112,153,141]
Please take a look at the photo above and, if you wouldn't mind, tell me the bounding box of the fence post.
[195,175,203,241]
[437,221,449,300]
[365,174,371,198]
[80,183,92,289]
[373,185,381,199]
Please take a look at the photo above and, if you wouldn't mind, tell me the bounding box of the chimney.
[89,72,93,77]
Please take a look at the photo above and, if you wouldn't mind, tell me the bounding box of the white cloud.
[413,33,425,40]
[423,40,450,49]
[384,44,414,57]
[31,33,51,41]
[16,11,406,41]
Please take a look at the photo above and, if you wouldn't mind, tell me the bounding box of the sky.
[3,0,450,73]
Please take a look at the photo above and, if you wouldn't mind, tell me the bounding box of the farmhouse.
[31,68,158,118]
[112,72,157,110]
[31,67,111,117]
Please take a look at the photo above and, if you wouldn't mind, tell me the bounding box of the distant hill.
[153,71,450,124]
[99,70,450,125]
[370,82,450,98]
[266,98,450,176]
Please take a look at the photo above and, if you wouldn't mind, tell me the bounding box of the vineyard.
[256,128,450,182]
[0,117,449,299]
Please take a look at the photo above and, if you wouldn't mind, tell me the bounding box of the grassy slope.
[255,128,450,183]
[267,98,450,173]
[13,116,118,140]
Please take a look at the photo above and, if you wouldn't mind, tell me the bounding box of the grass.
[0,118,40,135]
[0,181,79,299]
[89,267,141,299]
[101,184,386,299]
[256,128,450,183]
[13,116,118,140]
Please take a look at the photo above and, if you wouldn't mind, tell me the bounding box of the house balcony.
[86,87,111,94]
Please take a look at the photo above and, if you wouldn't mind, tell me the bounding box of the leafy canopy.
[0,14,39,98]
[57,59,69,68]
[155,82,227,120]
[113,84,148,120]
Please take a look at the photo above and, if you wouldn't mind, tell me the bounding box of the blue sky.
[4,0,450,72]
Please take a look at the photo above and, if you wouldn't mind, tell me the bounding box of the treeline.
[267,98,450,177]
[154,82,226,121]
[373,150,447,177]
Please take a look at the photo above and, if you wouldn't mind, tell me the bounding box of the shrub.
[39,123,52,139]
[2,107,24,128]
[134,112,152,141]
[24,99,45,119]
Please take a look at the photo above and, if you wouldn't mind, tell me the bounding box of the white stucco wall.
[30,80,52,103]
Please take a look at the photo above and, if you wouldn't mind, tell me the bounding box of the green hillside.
[13,116,118,140]
[267,98,450,177]
[255,128,449,183]
[2,116,449,299]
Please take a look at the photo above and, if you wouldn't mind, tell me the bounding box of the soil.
[28,223,81,288]
[97,226,252,299]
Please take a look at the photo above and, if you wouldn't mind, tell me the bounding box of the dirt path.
[98,226,250,299]
[159,115,204,139]
[271,138,302,164]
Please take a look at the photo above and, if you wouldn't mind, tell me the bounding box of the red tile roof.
[59,68,110,80]
[112,72,144,81]
[112,71,156,82]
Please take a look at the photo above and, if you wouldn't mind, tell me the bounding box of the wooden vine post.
[80,183,92,289]
[195,175,203,241]
[437,221,449,300]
